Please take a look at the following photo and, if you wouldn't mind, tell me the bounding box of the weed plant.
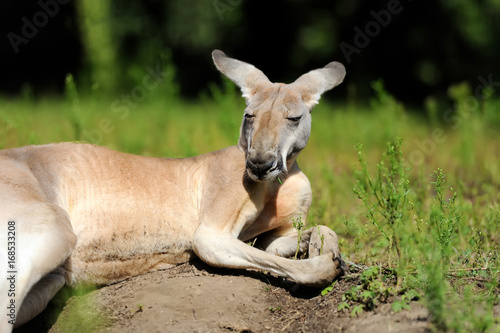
[353,139,411,270]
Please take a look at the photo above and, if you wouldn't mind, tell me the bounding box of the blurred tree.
[0,0,498,105]
[76,0,118,95]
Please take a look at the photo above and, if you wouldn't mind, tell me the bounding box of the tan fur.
[0,50,346,331]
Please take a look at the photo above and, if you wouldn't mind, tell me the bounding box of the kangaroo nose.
[246,158,275,179]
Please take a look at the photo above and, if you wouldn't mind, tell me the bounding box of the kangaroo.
[0,50,346,331]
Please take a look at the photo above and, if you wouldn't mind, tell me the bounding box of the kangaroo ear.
[212,50,271,102]
[291,61,346,110]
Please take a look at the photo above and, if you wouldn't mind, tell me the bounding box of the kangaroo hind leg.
[0,164,76,331]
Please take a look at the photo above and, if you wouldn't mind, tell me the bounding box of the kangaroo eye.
[244,113,255,119]
[287,116,302,122]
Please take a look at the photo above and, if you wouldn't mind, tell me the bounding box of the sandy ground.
[14,260,436,333]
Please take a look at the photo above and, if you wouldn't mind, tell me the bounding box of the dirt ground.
[14,260,435,333]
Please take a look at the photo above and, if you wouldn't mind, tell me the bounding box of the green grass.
[1,79,498,332]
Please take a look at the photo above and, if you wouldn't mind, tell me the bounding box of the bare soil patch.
[16,260,431,333]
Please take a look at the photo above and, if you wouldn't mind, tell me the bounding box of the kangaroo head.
[212,50,346,182]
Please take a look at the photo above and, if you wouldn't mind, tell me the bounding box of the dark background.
[0,0,498,106]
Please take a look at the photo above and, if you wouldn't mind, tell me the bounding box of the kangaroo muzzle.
[245,150,280,181]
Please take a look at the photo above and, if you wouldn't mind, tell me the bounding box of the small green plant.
[246,238,257,247]
[292,213,304,260]
[64,73,83,141]
[354,138,413,288]
[268,306,281,313]
[342,216,363,254]
[317,226,325,256]
[469,227,485,269]
[421,262,448,331]
[338,266,409,315]
[391,289,419,313]
[429,168,461,261]
[320,281,335,296]
[337,301,350,312]
[343,285,362,302]
[264,277,272,293]
[391,298,410,313]
[418,169,460,331]
[350,304,364,317]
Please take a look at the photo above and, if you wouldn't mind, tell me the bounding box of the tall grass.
[0,76,498,331]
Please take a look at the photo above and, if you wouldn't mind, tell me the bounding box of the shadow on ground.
[15,260,431,333]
